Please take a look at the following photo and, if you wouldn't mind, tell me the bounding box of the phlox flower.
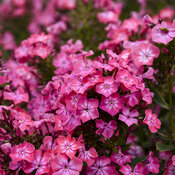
[4,87,29,105]
[56,0,76,10]
[23,150,51,175]
[96,119,117,139]
[55,135,82,158]
[86,156,114,175]
[10,141,35,163]
[152,21,175,45]
[143,109,161,133]
[110,147,131,166]
[96,76,119,97]
[124,92,140,107]
[132,43,160,68]
[116,69,137,89]
[120,163,144,175]
[144,151,160,174]
[100,93,124,116]
[78,145,98,167]
[119,107,139,127]
[51,153,83,175]
[77,97,99,123]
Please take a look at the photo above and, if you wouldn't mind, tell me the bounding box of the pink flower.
[124,92,140,107]
[110,147,131,166]
[116,69,137,89]
[78,146,98,167]
[55,135,82,158]
[4,87,29,105]
[96,77,119,97]
[119,107,139,127]
[77,98,99,123]
[120,163,144,175]
[172,155,175,166]
[100,93,124,116]
[152,21,175,45]
[51,153,83,175]
[10,141,35,162]
[23,150,51,175]
[56,0,76,10]
[86,156,114,175]
[143,109,161,133]
[132,43,160,68]
[53,53,73,75]
[96,119,117,139]
[145,152,160,174]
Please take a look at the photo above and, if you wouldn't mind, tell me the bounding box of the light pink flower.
[132,43,160,68]
[152,21,175,45]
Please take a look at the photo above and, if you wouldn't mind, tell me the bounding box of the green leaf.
[156,142,175,151]
[153,90,169,109]
[131,156,147,166]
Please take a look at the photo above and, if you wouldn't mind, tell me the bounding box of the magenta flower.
[100,93,124,116]
[56,0,76,10]
[78,146,98,167]
[110,147,131,166]
[120,163,144,175]
[132,43,160,68]
[96,119,117,139]
[143,109,161,133]
[10,141,35,163]
[55,135,82,158]
[172,155,175,166]
[4,87,29,105]
[116,69,137,89]
[119,107,139,127]
[23,150,51,175]
[124,92,140,107]
[51,153,83,175]
[152,21,175,45]
[77,97,99,123]
[86,156,114,175]
[145,151,160,174]
[96,76,119,97]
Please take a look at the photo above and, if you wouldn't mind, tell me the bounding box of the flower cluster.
[0,0,175,174]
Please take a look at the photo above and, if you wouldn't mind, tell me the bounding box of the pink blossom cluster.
[0,0,175,174]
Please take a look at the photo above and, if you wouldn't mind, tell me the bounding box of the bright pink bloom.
[152,21,175,45]
[143,109,161,133]
[86,156,114,175]
[98,11,119,24]
[23,150,51,175]
[96,119,117,139]
[77,98,99,123]
[116,69,137,89]
[145,152,160,174]
[132,43,160,68]
[78,146,98,167]
[100,93,124,116]
[120,163,144,175]
[172,155,175,166]
[4,87,29,105]
[10,141,35,162]
[56,0,76,10]
[119,107,139,127]
[110,147,131,166]
[51,153,83,175]
[55,135,82,158]
[53,53,73,75]
[124,92,140,107]
[96,77,119,97]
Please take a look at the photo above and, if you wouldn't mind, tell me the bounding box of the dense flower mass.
[0,0,175,174]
